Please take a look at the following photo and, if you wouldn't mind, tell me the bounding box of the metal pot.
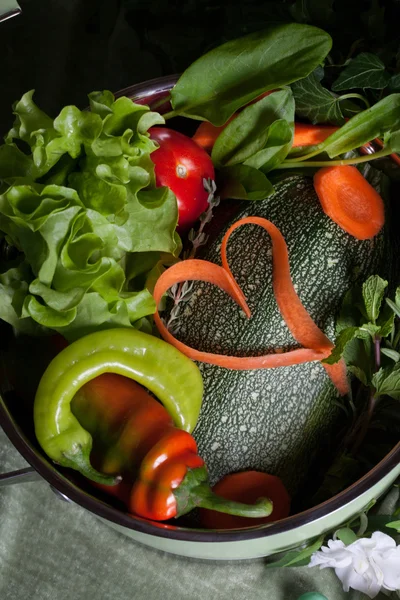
[1,76,399,561]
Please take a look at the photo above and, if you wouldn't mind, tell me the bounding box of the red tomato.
[149,127,215,232]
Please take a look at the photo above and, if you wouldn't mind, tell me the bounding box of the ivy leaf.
[332,53,391,91]
[266,536,324,568]
[362,275,388,323]
[390,74,400,92]
[372,363,400,400]
[314,94,400,158]
[291,72,344,125]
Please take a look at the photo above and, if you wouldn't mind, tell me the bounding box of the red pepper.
[72,374,276,522]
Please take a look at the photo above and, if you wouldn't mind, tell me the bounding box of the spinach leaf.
[211,89,294,167]
[170,23,332,125]
[313,93,400,157]
[218,165,274,201]
[291,72,344,125]
[332,53,391,91]
[244,119,293,173]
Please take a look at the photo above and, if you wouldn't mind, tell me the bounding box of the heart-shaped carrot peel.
[153,217,349,396]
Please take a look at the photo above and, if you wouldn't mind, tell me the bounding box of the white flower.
[309,531,400,598]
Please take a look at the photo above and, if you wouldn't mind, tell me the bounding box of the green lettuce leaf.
[0,89,178,340]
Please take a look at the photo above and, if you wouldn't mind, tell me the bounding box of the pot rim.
[2,396,399,542]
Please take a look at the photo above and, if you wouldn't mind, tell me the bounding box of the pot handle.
[0,466,41,487]
[0,1,21,24]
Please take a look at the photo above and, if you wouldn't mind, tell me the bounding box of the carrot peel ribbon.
[153,217,349,396]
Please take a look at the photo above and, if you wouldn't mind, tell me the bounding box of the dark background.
[0,0,399,134]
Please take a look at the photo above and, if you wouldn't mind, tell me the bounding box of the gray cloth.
[0,427,389,600]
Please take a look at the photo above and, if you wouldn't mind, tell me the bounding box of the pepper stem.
[174,466,273,518]
[196,485,273,518]
[61,447,121,486]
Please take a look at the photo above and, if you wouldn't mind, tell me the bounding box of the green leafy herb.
[332,53,391,92]
[291,72,344,125]
[266,536,325,568]
[362,275,388,323]
[313,94,400,158]
[211,89,294,168]
[218,165,274,201]
[372,363,400,400]
[169,23,332,125]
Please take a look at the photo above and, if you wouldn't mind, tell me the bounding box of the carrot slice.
[194,121,339,154]
[314,166,385,240]
[192,121,228,153]
[293,123,339,148]
[199,470,291,529]
[153,216,349,395]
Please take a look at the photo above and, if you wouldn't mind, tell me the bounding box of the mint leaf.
[362,275,388,323]
[323,326,370,365]
[291,72,344,125]
[348,364,369,386]
[360,323,381,337]
[332,53,391,91]
[372,363,400,400]
[381,348,400,362]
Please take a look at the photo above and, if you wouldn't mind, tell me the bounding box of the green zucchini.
[172,173,393,497]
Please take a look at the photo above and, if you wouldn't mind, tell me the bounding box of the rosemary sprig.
[164,178,220,333]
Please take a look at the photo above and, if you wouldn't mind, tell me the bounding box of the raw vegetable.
[71,373,273,522]
[313,166,385,240]
[192,120,233,154]
[0,90,180,341]
[193,121,339,154]
[168,23,332,124]
[292,123,339,148]
[129,430,271,521]
[163,174,391,490]
[33,328,204,484]
[154,216,349,396]
[199,471,290,529]
[149,127,215,231]
[313,275,400,501]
